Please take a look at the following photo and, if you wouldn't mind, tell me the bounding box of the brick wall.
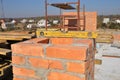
[63,12,97,31]
[11,38,95,80]
[113,34,120,41]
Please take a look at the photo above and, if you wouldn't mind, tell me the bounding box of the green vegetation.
[109,23,120,29]
[97,15,120,29]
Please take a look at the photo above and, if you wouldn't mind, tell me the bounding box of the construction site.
[0,0,120,80]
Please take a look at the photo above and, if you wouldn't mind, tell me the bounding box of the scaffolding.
[45,0,86,31]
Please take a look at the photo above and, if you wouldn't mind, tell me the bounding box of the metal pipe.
[83,4,86,31]
[60,9,62,28]
[48,2,78,5]
[77,0,80,30]
[45,0,48,31]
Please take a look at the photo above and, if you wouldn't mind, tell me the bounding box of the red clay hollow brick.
[50,38,73,45]
[48,72,85,80]
[46,46,88,60]
[12,56,25,65]
[74,39,93,48]
[67,62,88,74]
[29,58,63,70]
[113,34,120,41]
[13,77,25,80]
[13,67,38,78]
[29,38,49,44]
[11,43,44,57]
[63,12,97,31]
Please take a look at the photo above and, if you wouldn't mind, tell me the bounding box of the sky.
[0,0,120,18]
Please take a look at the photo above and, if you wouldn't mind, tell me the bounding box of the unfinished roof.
[51,3,76,10]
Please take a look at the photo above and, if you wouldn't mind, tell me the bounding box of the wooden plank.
[0,34,34,40]
[0,48,11,56]
[0,62,11,77]
[98,31,113,35]
[0,30,32,34]
[0,37,23,40]
[0,34,33,38]
[0,62,8,68]
[0,31,35,41]
[0,40,6,43]
[95,59,102,65]
[97,35,113,38]
[96,39,113,43]
[103,55,120,58]
[96,31,113,43]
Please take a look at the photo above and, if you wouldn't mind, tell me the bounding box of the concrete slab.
[95,43,120,80]
[95,57,120,80]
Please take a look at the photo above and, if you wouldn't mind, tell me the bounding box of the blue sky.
[0,0,120,18]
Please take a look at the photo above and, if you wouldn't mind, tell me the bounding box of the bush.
[101,23,107,29]
[109,23,120,29]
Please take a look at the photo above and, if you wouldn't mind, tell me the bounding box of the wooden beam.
[0,48,11,56]
[0,61,11,77]
[103,55,120,58]
[95,59,102,65]
[0,32,35,41]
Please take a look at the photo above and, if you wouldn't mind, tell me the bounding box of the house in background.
[11,19,16,24]
[103,18,110,24]
[115,19,120,24]
[28,19,35,23]
[53,20,59,25]
[37,19,51,28]
[20,19,27,23]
